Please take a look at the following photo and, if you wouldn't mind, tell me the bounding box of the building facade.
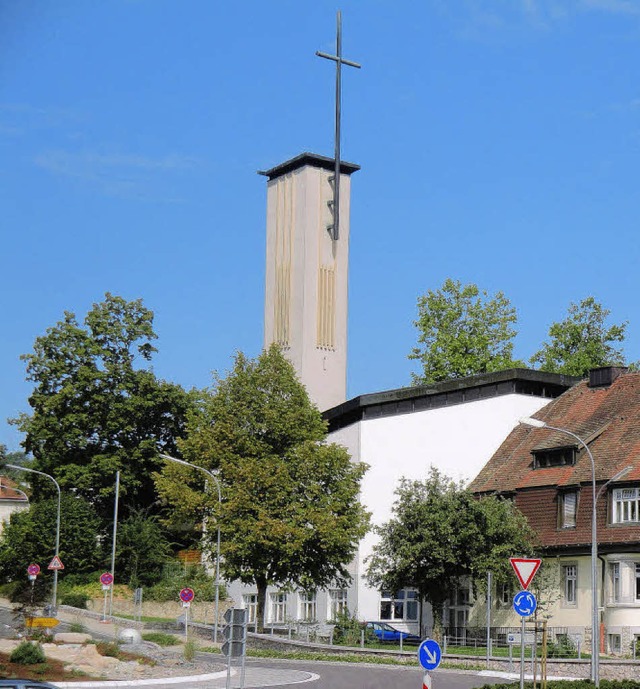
[227,368,578,632]
[470,366,640,655]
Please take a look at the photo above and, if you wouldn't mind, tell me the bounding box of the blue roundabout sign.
[513,590,537,617]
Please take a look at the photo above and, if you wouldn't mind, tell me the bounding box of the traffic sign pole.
[422,671,432,689]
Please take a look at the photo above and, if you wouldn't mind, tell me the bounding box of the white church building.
[226,151,579,632]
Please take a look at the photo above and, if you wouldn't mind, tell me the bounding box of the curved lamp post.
[6,464,61,613]
[519,417,599,686]
[161,454,222,644]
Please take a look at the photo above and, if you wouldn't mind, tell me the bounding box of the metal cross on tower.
[316,10,361,241]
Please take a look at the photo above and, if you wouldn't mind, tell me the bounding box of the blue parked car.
[365,621,421,644]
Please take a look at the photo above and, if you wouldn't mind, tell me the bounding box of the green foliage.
[11,293,194,521]
[116,510,174,587]
[478,684,640,689]
[60,592,90,609]
[156,344,370,628]
[10,641,46,664]
[145,562,221,602]
[409,278,522,384]
[183,639,197,661]
[96,641,121,658]
[331,611,371,646]
[0,494,101,583]
[530,296,628,376]
[142,632,180,646]
[69,621,88,633]
[546,633,576,658]
[365,468,535,635]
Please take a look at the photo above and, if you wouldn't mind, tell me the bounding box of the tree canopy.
[11,293,194,521]
[155,344,370,628]
[0,494,101,584]
[409,278,522,384]
[530,296,629,377]
[365,468,535,637]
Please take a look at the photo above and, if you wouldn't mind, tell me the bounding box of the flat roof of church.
[323,368,582,432]
[258,152,360,181]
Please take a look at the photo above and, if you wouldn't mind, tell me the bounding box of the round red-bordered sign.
[179,587,195,603]
[100,572,114,586]
[27,563,40,576]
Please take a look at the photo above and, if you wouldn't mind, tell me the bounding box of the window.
[497,582,512,606]
[608,633,621,654]
[563,564,577,605]
[380,589,418,621]
[242,593,257,624]
[533,447,575,469]
[298,590,317,621]
[269,592,287,623]
[328,589,348,620]
[610,563,621,602]
[613,488,640,523]
[559,491,577,528]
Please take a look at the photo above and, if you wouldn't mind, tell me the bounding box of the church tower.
[261,152,359,412]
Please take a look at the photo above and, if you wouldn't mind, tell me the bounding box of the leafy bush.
[183,639,197,661]
[145,562,224,602]
[142,632,180,646]
[477,682,640,689]
[60,592,90,609]
[10,641,46,664]
[546,634,576,658]
[331,610,374,646]
[96,641,121,658]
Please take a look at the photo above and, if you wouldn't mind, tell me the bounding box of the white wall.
[330,393,557,625]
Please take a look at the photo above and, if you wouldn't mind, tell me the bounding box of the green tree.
[409,278,522,384]
[155,344,370,630]
[11,293,194,520]
[0,494,101,583]
[530,296,629,377]
[365,468,535,638]
[116,510,174,587]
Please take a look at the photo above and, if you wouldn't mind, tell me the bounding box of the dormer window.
[533,447,575,469]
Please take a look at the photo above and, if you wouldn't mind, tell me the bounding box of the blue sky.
[2,0,640,450]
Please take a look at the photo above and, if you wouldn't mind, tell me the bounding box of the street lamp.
[519,417,600,687]
[6,464,61,613]
[160,454,222,644]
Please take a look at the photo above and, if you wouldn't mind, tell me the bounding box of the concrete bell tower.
[261,152,359,412]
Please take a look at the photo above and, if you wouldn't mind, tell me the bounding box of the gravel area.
[89,642,226,681]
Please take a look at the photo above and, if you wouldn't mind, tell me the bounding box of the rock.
[118,628,142,644]
[53,632,92,643]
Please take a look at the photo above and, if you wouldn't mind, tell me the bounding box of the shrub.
[96,641,121,658]
[331,610,374,646]
[142,632,180,646]
[10,641,46,664]
[183,639,197,661]
[145,562,224,602]
[60,592,90,609]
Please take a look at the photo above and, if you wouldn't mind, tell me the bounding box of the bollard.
[361,629,365,648]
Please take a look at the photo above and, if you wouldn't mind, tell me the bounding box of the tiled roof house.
[470,366,640,655]
[0,475,29,533]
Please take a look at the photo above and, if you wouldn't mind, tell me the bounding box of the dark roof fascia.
[324,368,582,432]
[258,152,360,181]
[542,541,640,558]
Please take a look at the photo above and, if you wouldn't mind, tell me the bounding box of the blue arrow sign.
[513,590,537,617]
[418,639,442,671]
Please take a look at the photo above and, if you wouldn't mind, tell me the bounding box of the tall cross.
[316,10,361,241]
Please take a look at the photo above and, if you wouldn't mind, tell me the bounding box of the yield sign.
[48,555,64,571]
[510,557,541,590]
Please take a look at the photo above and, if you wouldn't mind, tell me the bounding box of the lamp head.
[519,417,547,429]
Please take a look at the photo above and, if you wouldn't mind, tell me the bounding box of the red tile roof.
[470,371,640,551]
[470,372,640,494]
[0,476,29,502]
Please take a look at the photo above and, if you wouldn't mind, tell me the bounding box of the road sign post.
[510,558,541,590]
[223,608,248,689]
[100,573,114,622]
[513,590,538,689]
[179,588,195,641]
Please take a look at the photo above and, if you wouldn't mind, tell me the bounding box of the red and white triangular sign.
[510,558,541,590]
[48,555,64,571]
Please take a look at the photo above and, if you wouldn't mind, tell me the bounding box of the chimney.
[588,366,628,388]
